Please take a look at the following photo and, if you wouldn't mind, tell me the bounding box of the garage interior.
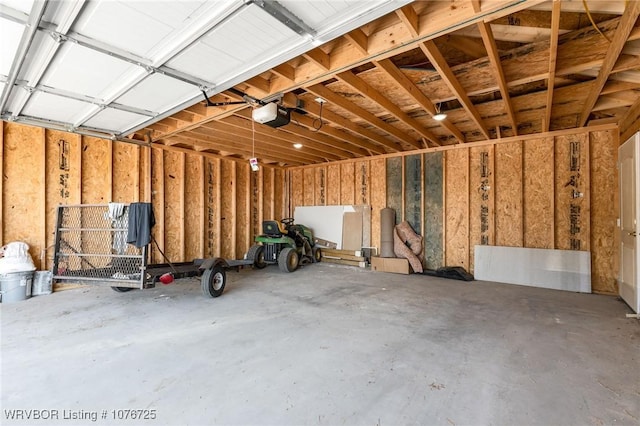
[1,0,640,424]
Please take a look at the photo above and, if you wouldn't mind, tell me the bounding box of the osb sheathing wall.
[0,121,287,271]
[289,127,619,294]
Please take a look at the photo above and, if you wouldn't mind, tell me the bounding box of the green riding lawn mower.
[246,217,322,272]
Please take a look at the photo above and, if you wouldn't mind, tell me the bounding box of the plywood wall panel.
[3,123,46,267]
[327,164,341,205]
[184,153,203,261]
[163,151,183,261]
[469,146,494,272]
[81,137,111,204]
[555,134,589,251]
[251,168,262,241]
[590,131,618,294]
[444,149,469,269]
[386,157,402,224]
[495,141,523,247]
[263,167,275,220]
[112,143,137,202]
[404,154,422,235]
[45,131,81,268]
[315,167,327,206]
[355,161,370,206]
[291,168,304,209]
[151,148,165,262]
[236,162,250,258]
[370,158,386,251]
[424,152,444,270]
[204,158,220,257]
[303,167,315,206]
[220,160,236,259]
[340,162,355,205]
[274,168,286,219]
[523,138,555,249]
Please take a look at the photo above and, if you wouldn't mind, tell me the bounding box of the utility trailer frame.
[51,204,254,298]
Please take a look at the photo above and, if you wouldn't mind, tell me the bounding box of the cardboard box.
[370,256,410,274]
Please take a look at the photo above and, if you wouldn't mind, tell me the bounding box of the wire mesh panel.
[52,204,147,289]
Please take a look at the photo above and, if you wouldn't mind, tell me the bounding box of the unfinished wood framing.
[0,118,621,295]
[288,126,618,294]
[1,122,286,270]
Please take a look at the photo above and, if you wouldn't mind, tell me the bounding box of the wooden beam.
[271,64,296,81]
[395,4,419,37]
[306,84,416,150]
[620,93,640,140]
[179,152,186,261]
[208,115,349,160]
[336,70,439,147]
[420,40,491,139]
[343,29,369,55]
[446,35,487,59]
[282,93,388,154]
[579,0,640,126]
[245,76,270,94]
[303,48,330,71]
[544,0,562,132]
[477,21,518,135]
[373,59,465,143]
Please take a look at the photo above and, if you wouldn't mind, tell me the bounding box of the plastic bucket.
[0,271,34,303]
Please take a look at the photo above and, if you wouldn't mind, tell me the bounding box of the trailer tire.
[247,244,267,269]
[111,286,135,292]
[278,247,299,272]
[201,265,226,298]
[312,247,322,263]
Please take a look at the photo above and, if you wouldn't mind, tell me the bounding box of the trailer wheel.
[278,247,299,272]
[247,244,267,269]
[201,265,226,298]
[312,247,322,263]
[111,286,135,292]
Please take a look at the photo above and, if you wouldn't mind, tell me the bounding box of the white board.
[474,245,591,293]
[294,205,370,250]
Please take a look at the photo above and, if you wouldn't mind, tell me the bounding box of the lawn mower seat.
[262,220,287,237]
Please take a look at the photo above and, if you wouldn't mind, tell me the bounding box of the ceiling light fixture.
[433,103,447,121]
[293,143,303,149]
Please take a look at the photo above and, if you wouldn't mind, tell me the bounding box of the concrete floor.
[1,263,639,426]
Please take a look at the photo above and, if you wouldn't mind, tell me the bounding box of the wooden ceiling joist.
[544,0,562,132]
[305,84,412,151]
[335,70,441,146]
[419,40,491,139]
[373,59,465,143]
[579,0,640,126]
[477,21,519,136]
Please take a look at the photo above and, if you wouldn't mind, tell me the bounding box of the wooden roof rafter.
[544,0,562,132]
[335,69,440,147]
[579,0,640,126]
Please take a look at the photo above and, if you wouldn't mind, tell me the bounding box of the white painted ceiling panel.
[116,73,199,113]
[168,4,299,84]
[71,1,177,59]
[0,0,33,14]
[168,42,241,84]
[83,108,148,133]
[22,91,91,124]
[0,18,24,76]
[15,31,52,83]
[39,43,135,101]
[279,0,352,28]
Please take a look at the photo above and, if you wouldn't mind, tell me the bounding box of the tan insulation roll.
[380,207,395,257]
[393,228,424,273]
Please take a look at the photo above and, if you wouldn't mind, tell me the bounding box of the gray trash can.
[0,271,34,303]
